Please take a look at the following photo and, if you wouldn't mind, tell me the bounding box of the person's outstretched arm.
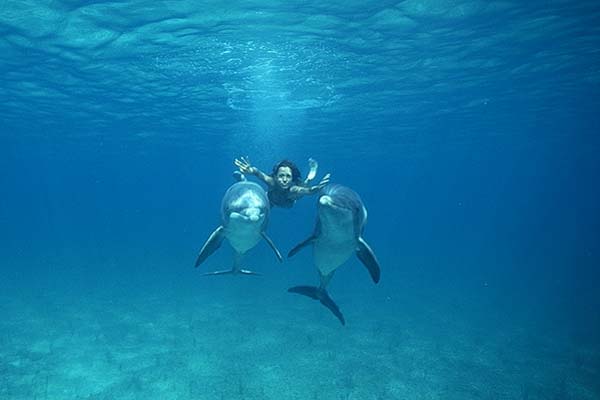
[291,173,331,196]
[234,157,274,186]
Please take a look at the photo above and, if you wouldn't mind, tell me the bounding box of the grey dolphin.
[287,184,380,325]
[194,181,282,275]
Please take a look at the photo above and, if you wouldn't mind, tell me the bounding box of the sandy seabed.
[1,274,598,400]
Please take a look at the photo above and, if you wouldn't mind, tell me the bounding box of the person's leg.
[304,158,318,184]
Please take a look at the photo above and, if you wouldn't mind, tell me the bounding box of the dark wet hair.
[271,159,302,184]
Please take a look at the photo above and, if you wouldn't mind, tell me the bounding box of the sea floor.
[1,274,598,400]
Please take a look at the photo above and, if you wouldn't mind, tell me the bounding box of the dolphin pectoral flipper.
[356,237,381,283]
[288,286,346,325]
[288,235,317,258]
[261,232,283,262]
[195,226,226,267]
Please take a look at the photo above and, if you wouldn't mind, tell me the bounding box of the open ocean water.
[1,1,599,399]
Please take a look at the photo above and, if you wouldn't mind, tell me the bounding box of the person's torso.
[268,186,302,208]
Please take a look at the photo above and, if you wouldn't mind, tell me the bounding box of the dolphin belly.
[314,238,355,276]
[225,217,263,254]
[314,209,356,275]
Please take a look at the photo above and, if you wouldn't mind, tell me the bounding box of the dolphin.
[287,184,380,325]
[194,181,283,275]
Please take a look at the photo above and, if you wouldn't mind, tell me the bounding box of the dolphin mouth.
[230,210,265,222]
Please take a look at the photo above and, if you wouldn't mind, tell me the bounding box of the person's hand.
[314,173,331,190]
[234,156,256,174]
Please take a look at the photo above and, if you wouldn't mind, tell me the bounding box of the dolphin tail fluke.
[195,226,226,267]
[238,268,262,275]
[201,252,261,276]
[288,235,317,258]
[261,232,283,262]
[288,285,320,299]
[202,268,261,276]
[202,269,236,276]
[319,290,346,326]
[288,286,346,325]
[356,237,381,283]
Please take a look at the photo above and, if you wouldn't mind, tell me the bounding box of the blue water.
[1,1,600,399]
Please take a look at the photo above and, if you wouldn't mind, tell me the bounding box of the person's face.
[275,166,293,189]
